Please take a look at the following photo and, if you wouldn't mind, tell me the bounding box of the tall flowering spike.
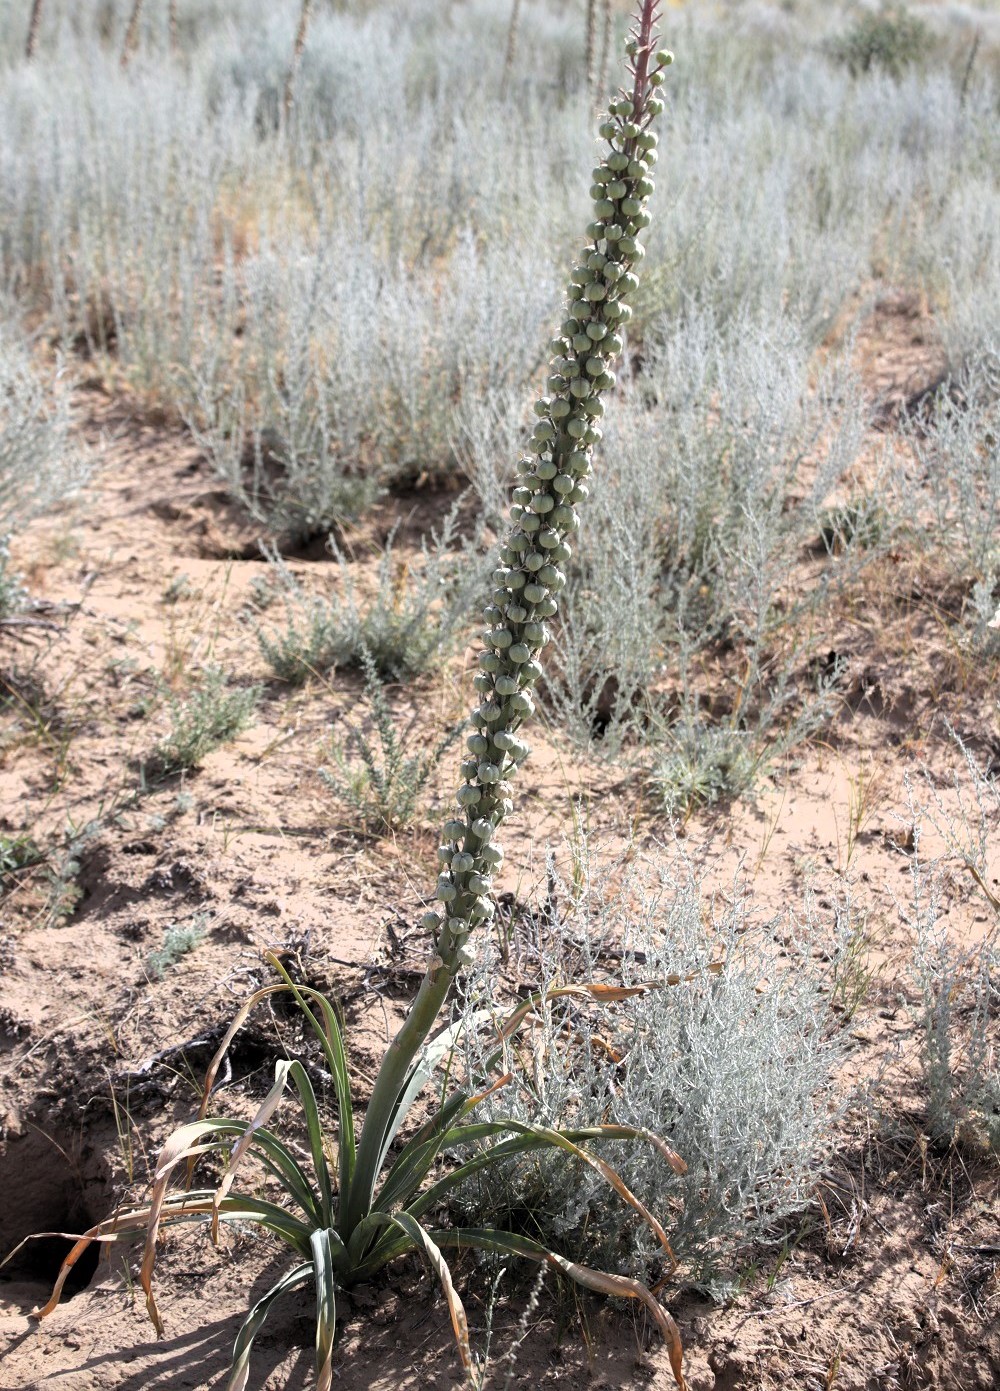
[425,7,673,971]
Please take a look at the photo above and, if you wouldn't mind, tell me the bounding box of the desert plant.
[899,756,1000,1150]
[0,328,84,617]
[906,351,1000,580]
[828,7,932,78]
[255,510,488,684]
[150,667,260,774]
[320,650,463,833]
[146,917,208,980]
[454,851,843,1293]
[34,16,692,1387]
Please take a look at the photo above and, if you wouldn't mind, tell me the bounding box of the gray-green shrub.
[455,850,844,1292]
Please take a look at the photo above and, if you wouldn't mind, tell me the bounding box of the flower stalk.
[347,0,672,1237]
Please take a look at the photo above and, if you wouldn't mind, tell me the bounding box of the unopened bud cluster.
[423,45,674,970]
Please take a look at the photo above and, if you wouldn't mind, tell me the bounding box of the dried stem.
[25,0,44,60]
[283,0,315,122]
[120,0,145,69]
[500,0,522,100]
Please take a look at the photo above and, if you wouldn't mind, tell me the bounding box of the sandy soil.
[0,296,998,1389]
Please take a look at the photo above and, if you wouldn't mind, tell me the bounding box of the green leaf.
[264,954,356,1200]
[310,1230,338,1391]
[226,1262,313,1391]
[286,1060,336,1228]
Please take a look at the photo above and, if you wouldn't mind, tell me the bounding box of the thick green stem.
[340,948,456,1237]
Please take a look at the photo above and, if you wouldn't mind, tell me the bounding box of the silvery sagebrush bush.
[36,16,695,1390]
[894,750,1000,1152]
[537,307,870,782]
[0,323,84,616]
[905,348,1000,580]
[254,503,491,684]
[454,848,844,1294]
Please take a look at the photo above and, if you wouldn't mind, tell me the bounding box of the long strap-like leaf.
[227,1262,313,1391]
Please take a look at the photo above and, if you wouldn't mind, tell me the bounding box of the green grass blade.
[264,952,356,1200]
[310,1230,338,1391]
[226,1262,313,1391]
[287,1060,336,1228]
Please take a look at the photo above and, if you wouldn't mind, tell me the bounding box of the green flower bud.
[647,98,664,117]
[536,458,558,479]
[566,417,587,438]
[586,320,608,340]
[481,844,503,868]
[533,419,555,441]
[510,692,534,715]
[622,121,640,140]
[656,48,674,66]
[607,179,628,200]
[637,130,657,150]
[537,528,560,549]
[438,845,453,865]
[628,158,648,177]
[649,69,664,86]
[529,493,554,514]
[479,652,500,673]
[523,582,548,603]
[506,602,528,622]
[592,165,611,184]
[586,356,605,376]
[472,673,492,693]
[525,551,545,571]
[506,567,526,588]
[495,674,519,696]
[467,873,490,896]
[608,151,630,172]
[572,333,592,353]
[571,299,591,320]
[437,877,457,901]
[507,642,531,664]
[551,504,575,526]
[490,628,513,649]
[421,910,443,932]
[452,852,475,873]
[604,223,623,242]
[521,659,544,682]
[586,221,605,239]
[521,511,541,532]
[584,282,607,301]
[467,733,489,756]
[593,198,615,219]
[598,120,616,139]
[621,197,641,216]
[636,178,655,197]
[522,621,546,643]
[477,763,500,784]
